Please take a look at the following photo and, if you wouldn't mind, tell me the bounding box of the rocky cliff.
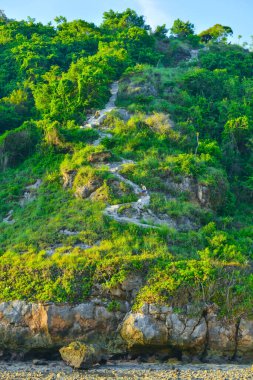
[0,298,252,363]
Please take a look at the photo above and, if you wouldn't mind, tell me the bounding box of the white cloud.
[136,0,171,29]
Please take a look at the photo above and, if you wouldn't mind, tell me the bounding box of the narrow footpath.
[81,82,171,229]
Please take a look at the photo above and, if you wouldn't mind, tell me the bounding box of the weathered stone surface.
[75,179,101,199]
[0,300,32,324]
[0,302,51,351]
[121,275,143,299]
[60,341,98,369]
[237,319,253,360]
[46,304,75,338]
[62,170,77,189]
[149,304,161,315]
[73,303,94,320]
[1,300,253,361]
[0,301,122,355]
[205,308,237,360]
[165,175,196,197]
[197,184,210,207]
[116,109,131,121]
[164,173,228,211]
[166,312,207,353]
[2,210,15,224]
[120,313,168,348]
[88,151,112,163]
[94,307,114,323]
[160,306,173,314]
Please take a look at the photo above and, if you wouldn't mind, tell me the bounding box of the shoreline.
[0,361,252,380]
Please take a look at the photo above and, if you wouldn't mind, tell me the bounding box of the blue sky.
[1,0,252,43]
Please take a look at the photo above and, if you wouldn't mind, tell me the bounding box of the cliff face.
[0,300,125,357]
[1,299,253,362]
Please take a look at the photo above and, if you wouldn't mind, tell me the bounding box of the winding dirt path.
[81,82,170,229]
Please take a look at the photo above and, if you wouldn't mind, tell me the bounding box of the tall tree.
[199,24,233,43]
[171,19,194,38]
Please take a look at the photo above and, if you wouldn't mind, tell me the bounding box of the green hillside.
[0,10,252,318]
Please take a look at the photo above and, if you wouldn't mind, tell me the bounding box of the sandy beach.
[0,362,253,380]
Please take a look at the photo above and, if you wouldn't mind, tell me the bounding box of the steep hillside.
[0,10,253,361]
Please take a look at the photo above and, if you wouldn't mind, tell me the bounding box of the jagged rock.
[60,341,99,369]
[237,319,253,360]
[166,312,207,353]
[95,306,114,323]
[189,50,199,61]
[62,170,77,189]
[165,175,196,198]
[161,306,173,314]
[116,109,131,121]
[109,179,133,199]
[109,287,124,298]
[3,210,15,224]
[0,300,32,324]
[19,179,42,207]
[26,179,42,190]
[205,307,237,360]
[121,275,143,299]
[197,183,211,207]
[89,185,109,202]
[149,304,161,315]
[120,313,168,348]
[88,151,112,163]
[1,300,253,361]
[19,191,36,207]
[75,179,101,198]
[73,303,95,320]
[0,300,123,355]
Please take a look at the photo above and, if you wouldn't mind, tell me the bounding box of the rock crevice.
[1,300,253,362]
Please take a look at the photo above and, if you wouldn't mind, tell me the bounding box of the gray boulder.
[120,313,168,348]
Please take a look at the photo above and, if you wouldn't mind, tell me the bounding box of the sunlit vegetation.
[0,9,252,317]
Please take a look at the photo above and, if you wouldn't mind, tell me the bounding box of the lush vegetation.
[0,9,252,318]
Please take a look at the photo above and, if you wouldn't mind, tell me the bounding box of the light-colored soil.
[0,362,253,380]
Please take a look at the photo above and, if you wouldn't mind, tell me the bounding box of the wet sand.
[0,362,253,380]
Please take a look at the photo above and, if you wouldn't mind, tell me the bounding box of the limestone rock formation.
[120,313,168,348]
[0,300,123,356]
[205,306,237,361]
[236,319,253,361]
[75,179,102,199]
[166,311,207,354]
[60,341,99,369]
[1,300,253,362]
[62,170,77,189]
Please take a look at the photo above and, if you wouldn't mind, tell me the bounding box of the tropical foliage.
[0,9,252,317]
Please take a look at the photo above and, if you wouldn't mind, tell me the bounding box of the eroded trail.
[82,82,170,229]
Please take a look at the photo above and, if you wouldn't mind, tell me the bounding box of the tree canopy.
[170,19,195,37]
[199,24,233,43]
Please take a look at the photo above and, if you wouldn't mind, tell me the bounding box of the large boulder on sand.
[60,341,101,369]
